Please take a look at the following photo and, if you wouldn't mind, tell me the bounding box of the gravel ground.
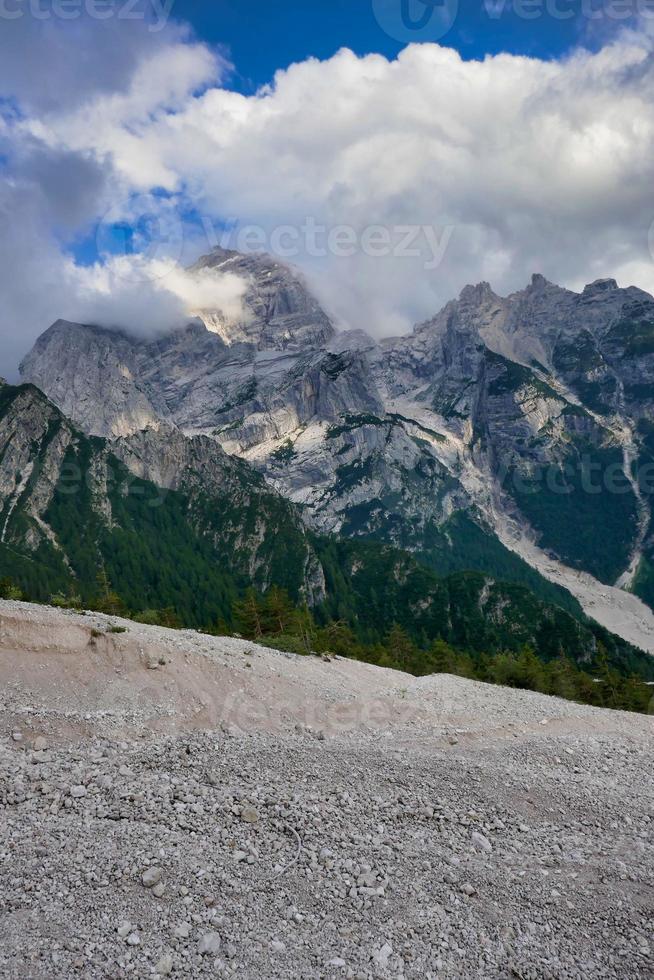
[0,600,653,979]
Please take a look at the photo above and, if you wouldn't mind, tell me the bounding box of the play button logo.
[373,0,459,42]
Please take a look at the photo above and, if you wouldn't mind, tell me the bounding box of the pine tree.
[263,586,294,635]
[488,652,517,687]
[429,639,459,674]
[385,624,415,671]
[596,642,622,708]
[94,569,126,616]
[317,619,359,659]
[0,577,22,600]
[159,607,182,629]
[620,675,652,714]
[232,588,264,639]
[294,603,316,655]
[515,646,546,692]
[546,654,578,701]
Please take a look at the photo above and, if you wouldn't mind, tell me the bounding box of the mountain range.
[5,247,654,672]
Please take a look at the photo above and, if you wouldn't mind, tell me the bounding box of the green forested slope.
[1,382,652,683]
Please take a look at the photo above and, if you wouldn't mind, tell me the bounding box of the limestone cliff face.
[0,385,77,552]
[20,320,170,439]
[19,251,654,593]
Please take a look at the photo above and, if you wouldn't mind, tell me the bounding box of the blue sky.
[179,0,616,90]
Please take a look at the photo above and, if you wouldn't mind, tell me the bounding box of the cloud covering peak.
[2,14,654,376]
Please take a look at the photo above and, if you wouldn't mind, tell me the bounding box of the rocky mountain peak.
[582,278,619,297]
[191,247,335,351]
[526,272,563,294]
[515,273,571,301]
[194,246,282,275]
[458,281,497,306]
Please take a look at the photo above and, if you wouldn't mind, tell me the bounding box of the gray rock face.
[0,384,78,552]
[20,319,171,438]
[375,274,654,586]
[111,423,257,496]
[19,251,654,598]
[191,247,335,351]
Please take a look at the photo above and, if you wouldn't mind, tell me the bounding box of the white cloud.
[0,15,225,378]
[66,257,248,337]
[0,14,216,115]
[0,166,247,379]
[42,35,654,331]
[2,18,654,376]
[20,39,222,191]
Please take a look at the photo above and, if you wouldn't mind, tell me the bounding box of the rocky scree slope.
[0,600,652,979]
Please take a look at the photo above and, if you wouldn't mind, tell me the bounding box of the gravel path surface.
[0,601,652,978]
